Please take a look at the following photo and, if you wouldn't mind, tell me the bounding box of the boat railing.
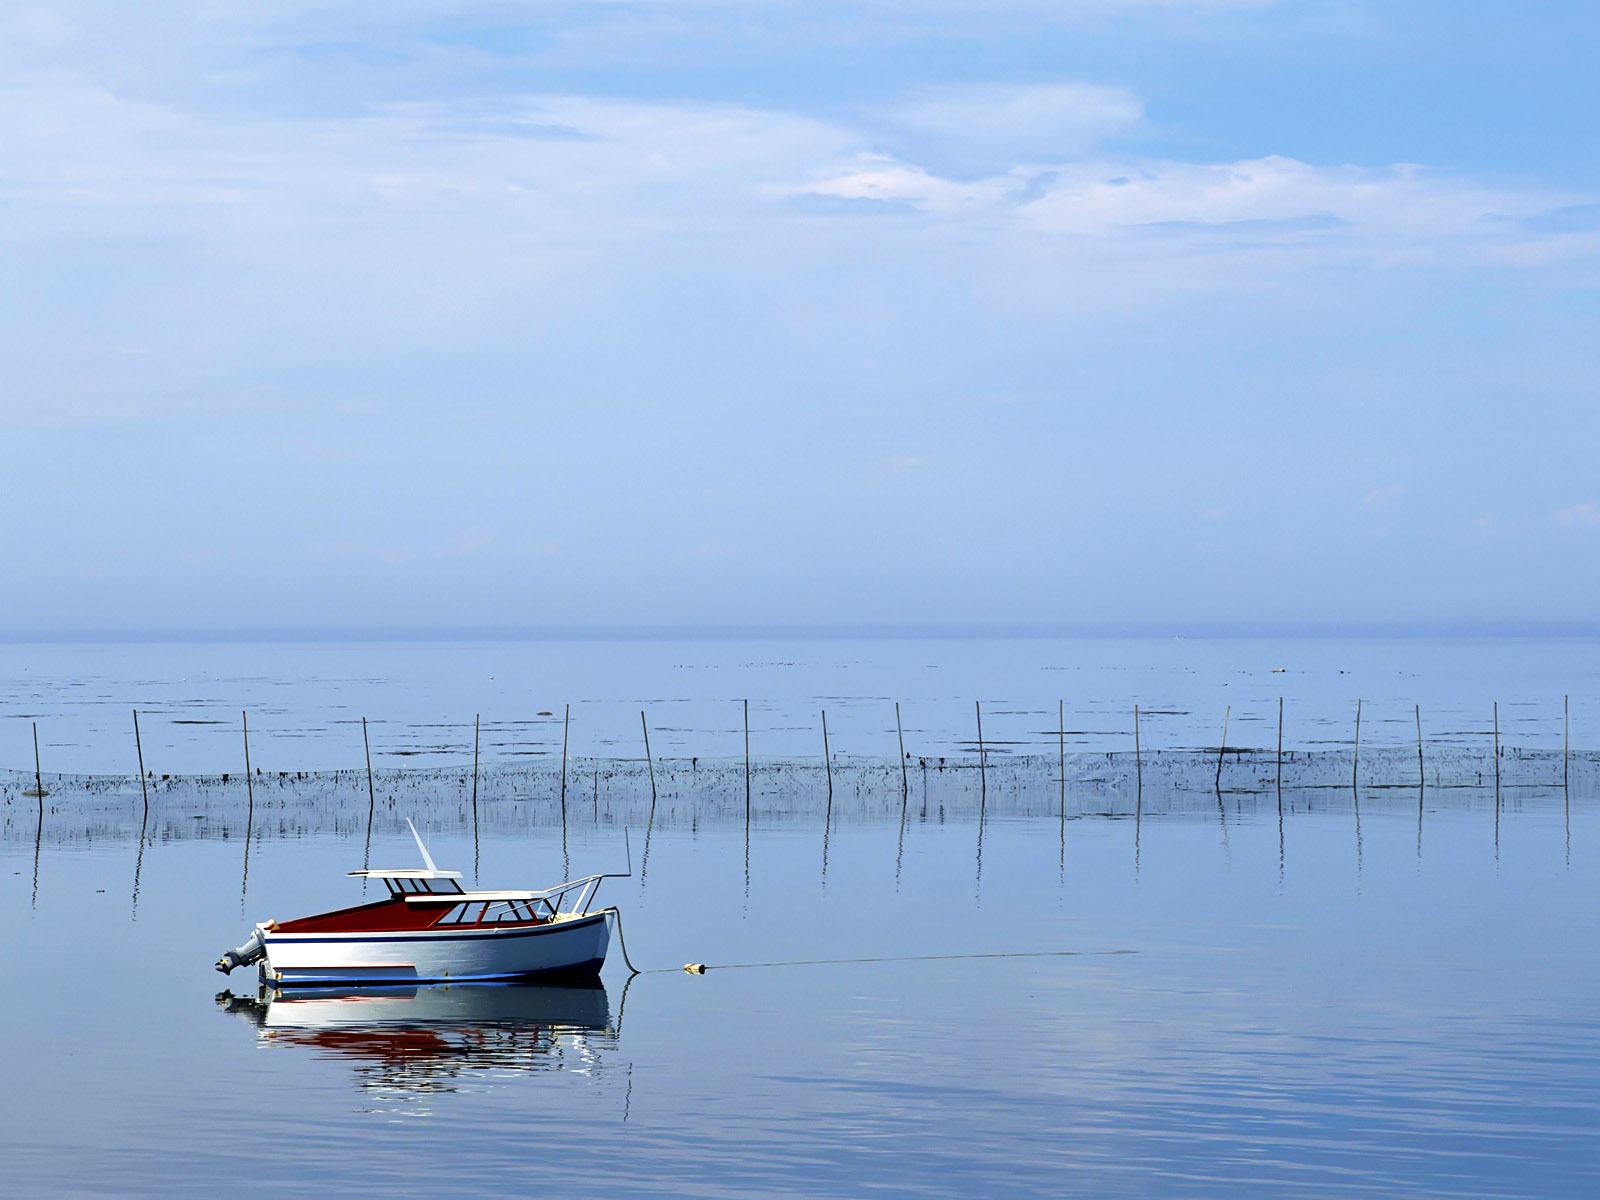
[528,874,606,918]
[532,829,634,919]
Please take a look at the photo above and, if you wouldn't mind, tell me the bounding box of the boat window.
[475,900,538,924]
[434,899,542,924]
[416,878,464,895]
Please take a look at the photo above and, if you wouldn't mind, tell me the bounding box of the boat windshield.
[384,877,465,896]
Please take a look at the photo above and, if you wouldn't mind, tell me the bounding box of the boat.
[215,821,628,987]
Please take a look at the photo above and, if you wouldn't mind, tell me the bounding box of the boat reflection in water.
[217,981,617,1102]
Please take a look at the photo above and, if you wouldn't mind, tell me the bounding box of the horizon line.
[3,620,1599,645]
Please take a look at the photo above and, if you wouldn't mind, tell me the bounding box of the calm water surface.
[4,635,1596,774]
[3,795,1598,1197]
[2,638,1598,1196]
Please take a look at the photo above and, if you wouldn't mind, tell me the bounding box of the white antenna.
[406,818,440,874]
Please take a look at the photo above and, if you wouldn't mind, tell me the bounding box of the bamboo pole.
[560,704,570,807]
[1565,694,1570,792]
[133,708,148,813]
[1058,699,1066,817]
[744,699,751,819]
[559,704,570,826]
[821,709,833,801]
[1216,705,1230,790]
[1416,703,1425,854]
[1134,702,1143,836]
[896,702,908,799]
[239,710,255,912]
[1276,696,1283,815]
[975,700,986,797]
[1133,704,1142,796]
[33,721,42,800]
[472,713,481,809]
[1416,704,1424,790]
[242,710,254,808]
[362,717,376,812]
[1493,701,1500,798]
[1276,697,1283,793]
[1494,703,1502,845]
[361,716,376,887]
[1353,699,1362,791]
[641,711,657,804]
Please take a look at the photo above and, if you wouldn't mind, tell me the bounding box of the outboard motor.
[215,927,267,975]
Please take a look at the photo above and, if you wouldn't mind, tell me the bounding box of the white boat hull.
[260,912,611,986]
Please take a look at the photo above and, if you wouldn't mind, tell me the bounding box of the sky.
[2,1,1598,634]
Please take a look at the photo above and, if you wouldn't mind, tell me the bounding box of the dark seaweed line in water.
[3,744,1591,794]
[3,746,1593,851]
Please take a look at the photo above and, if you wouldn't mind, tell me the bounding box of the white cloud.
[784,151,1594,268]
[1,66,1594,438]
[1554,501,1600,527]
[0,60,1585,273]
[1021,158,1500,243]
[0,84,854,236]
[880,81,1142,166]
[771,154,1011,213]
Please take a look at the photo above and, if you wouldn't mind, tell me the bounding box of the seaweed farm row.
[5,743,1594,846]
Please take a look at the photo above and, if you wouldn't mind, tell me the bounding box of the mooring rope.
[601,908,1134,976]
[688,948,1137,972]
[601,907,644,977]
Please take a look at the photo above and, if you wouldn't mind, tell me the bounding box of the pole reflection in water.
[820,802,831,889]
[1494,778,1501,859]
[1354,788,1364,881]
[240,788,254,915]
[1417,785,1425,864]
[1277,801,1285,888]
[640,789,656,889]
[561,802,571,884]
[31,802,42,910]
[1059,803,1067,885]
[131,808,149,921]
[1133,792,1141,879]
[895,796,907,890]
[1215,781,1232,870]
[973,782,986,901]
[216,982,619,1107]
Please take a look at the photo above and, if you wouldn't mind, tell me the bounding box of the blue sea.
[2,634,1597,1197]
